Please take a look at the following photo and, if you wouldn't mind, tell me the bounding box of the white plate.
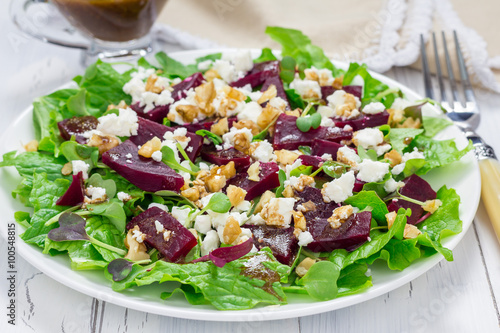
[0,49,481,321]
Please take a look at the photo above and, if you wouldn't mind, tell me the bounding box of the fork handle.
[479,158,500,243]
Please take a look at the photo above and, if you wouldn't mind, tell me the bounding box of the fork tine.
[453,31,476,103]
[420,34,434,100]
[432,32,447,103]
[441,31,461,103]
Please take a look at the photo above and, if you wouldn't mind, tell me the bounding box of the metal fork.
[420,31,500,244]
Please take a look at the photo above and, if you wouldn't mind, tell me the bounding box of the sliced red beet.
[353,179,365,193]
[200,146,251,170]
[171,72,204,101]
[130,73,204,124]
[57,116,98,144]
[56,172,84,206]
[342,85,363,100]
[387,174,437,225]
[272,114,352,150]
[246,225,298,265]
[129,117,202,162]
[306,211,372,252]
[102,140,184,192]
[260,76,290,110]
[297,155,323,169]
[225,162,280,200]
[177,117,237,134]
[194,238,254,267]
[130,103,170,124]
[311,139,342,157]
[294,186,340,220]
[333,110,390,131]
[126,207,197,262]
[320,86,336,100]
[230,60,280,88]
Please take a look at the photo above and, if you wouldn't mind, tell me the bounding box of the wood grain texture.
[1,3,500,330]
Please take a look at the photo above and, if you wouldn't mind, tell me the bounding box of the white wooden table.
[1,4,500,333]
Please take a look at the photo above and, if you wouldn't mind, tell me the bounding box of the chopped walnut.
[398,117,422,129]
[218,161,236,179]
[145,74,162,94]
[332,76,343,90]
[254,190,275,214]
[298,201,317,212]
[422,199,442,214]
[404,224,422,239]
[387,108,405,126]
[337,149,359,168]
[282,185,295,198]
[107,100,128,111]
[181,187,200,202]
[335,93,359,119]
[227,185,247,207]
[291,175,315,192]
[285,109,301,117]
[304,69,333,87]
[384,150,403,167]
[175,104,201,123]
[223,216,242,244]
[258,84,277,104]
[261,200,286,227]
[205,174,227,193]
[293,227,302,239]
[195,81,216,116]
[138,137,162,158]
[204,69,220,82]
[328,205,354,229]
[233,119,260,135]
[210,117,229,136]
[386,211,398,229]
[124,226,150,261]
[61,162,73,176]
[257,104,281,130]
[24,140,38,152]
[274,149,300,166]
[223,86,246,102]
[295,257,316,277]
[247,162,261,181]
[163,230,172,242]
[293,211,307,231]
[233,131,252,154]
[87,133,121,155]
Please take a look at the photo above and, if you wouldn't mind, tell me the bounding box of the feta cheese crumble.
[95,107,139,137]
[117,192,132,202]
[72,160,90,179]
[298,231,314,247]
[322,171,356,203]
[86,186,106,201]
[362,102,385,114]
[356,159,390,183]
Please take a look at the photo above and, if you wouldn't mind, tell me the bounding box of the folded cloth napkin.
[155,0,500,92]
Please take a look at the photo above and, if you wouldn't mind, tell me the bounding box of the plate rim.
[0,48,481,321]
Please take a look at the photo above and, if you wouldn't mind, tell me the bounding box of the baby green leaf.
[196,130,223,146]
[205,192,231,213]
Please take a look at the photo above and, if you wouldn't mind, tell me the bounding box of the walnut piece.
[291,175,315,192]
[145,74,162,94]
[335,93,359,119]
[274,149,299,166]
[233,131,252,154]
[205,174,227,193]
[227,185,247,207]
[204,69,220,82]
[87,133,121,155]
[181,187,200,202]
[223,216,242,244]
[195,81,216,116]
[210,117,229,136]
[61,162,72,176]
[138,136,162,158]
[328,205,354,229]
[247,162,261,182]
[124,226,150,261]
[282,185,295,198]
[233,119,260,135]
[258,84,277,104]
[403,224,422,239]
[384,150,402,167]
[254,190,275,214]
[293,211,306,231]
[295,257,316,277]
[386,211,397,229]
[257,104,281,130]
[175,104,201,123]
[422,199,442,214]
[107,100,128,111]
[24,140,38,152]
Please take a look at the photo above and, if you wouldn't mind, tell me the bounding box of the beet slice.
[260,76,290,110]
[57,116,98,144]
[129,117,202,162]
[294,186,341,220]
[297,155,323,169]
[311,139,342,157]
[200,146,251,170]
[342,85,363,100]
[246,225,298,265]
[131,73,204,124]
[353,179,365,193]
[130,103,170,124]
[231,60,280,88]
[102,140,184,192]
[272,114,352,150]
[56,172,84,206]
[306,211,372,252]
[194,239,254,267]
[333,110,390,131]
[126,207,197,262]
[320,86,336,100]
[387,174,437,225]
[225,162,280,200]
[177,117,237,134]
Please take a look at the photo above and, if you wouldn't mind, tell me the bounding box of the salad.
[0,27,472,310]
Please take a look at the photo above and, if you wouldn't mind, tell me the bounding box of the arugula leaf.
[289,165,313,178]
[105,251,289,310]
[297,260,340,301]
[275,169,287,198]
[265,27,342,76]
[344,190,389,225]
[254,48,278,63]
[195,130,223,145]
[343,62,398,108]
[386,128,424,154]
[285,89,306,110]
[160,146,197,176]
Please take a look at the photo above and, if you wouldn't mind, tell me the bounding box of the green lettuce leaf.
[0,151,68,182]
[422,116,452,138]
[386,128,425,154]
[254,48,278,63]
[344,190,389,225]
[29,173,70,211]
